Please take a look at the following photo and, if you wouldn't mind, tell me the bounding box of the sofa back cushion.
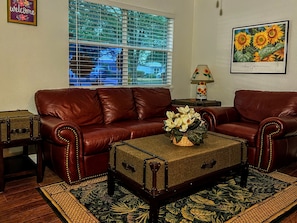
[234,90,297,122]
[97,88,138,124]
[35,88,104,126]
[132,88,172,120]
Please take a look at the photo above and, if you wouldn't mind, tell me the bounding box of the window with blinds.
[69,0,174,86]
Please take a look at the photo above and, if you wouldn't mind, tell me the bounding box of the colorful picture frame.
[7,0,37,26]
[231,20,289,74]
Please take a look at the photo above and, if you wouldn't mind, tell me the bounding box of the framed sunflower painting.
[230,20,289,74]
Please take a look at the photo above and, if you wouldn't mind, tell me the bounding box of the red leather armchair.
[200,90,297,172]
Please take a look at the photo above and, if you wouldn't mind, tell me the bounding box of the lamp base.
[196,82,207,100]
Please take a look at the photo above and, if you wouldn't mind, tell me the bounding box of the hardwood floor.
[0,167,62,223]
[1,164,297,223]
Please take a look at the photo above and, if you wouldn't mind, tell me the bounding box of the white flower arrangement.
[164,105,207,145]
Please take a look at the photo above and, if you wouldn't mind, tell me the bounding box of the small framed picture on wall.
[7,0,37,26]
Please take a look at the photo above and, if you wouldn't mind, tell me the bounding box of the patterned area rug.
[39,169,297,223]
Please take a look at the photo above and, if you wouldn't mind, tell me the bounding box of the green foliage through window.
[69,0,174,86]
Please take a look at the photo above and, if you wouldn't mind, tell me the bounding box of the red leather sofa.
[35,87,175,184]
[200,90,297,172]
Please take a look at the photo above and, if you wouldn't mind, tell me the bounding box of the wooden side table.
[0,110,43,192]
[172,98,221,107]
[0,139,43,191]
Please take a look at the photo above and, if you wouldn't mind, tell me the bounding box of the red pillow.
[132,88,172,120]
[35,88,104,126]
[97,88,138,124]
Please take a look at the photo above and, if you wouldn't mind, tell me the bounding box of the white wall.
[0,1,69,113]
[193,0,297,106]
[3,0,295,112]
[0,0,195,114]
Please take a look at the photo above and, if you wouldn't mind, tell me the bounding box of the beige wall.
[193,0,297,105]
[0,1,69,113]
[1,0,296,113]
[0,0,194,114]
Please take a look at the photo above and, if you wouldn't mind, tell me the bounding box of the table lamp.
[191,65,214,100]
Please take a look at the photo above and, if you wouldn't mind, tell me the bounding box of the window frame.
[69,0,174,87]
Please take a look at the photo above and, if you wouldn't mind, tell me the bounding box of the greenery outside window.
[69,0,174,86]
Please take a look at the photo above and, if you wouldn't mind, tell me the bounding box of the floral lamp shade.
[191,65,214,100]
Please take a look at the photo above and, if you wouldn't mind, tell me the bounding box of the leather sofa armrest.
[200,107,240,131]
[256,116,297,172]
[40,116,82,145]
[258,116,297,139]
[40,116,84,184]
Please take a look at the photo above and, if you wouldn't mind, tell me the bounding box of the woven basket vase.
[172,136,194,147]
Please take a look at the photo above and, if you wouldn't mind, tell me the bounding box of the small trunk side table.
[0,110,43,192]
[0,139,43,192]
[172,99,221,107]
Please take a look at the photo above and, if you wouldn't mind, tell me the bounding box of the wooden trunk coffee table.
[108,132,248,223]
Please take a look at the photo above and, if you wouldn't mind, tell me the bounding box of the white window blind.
[69,0,174,86]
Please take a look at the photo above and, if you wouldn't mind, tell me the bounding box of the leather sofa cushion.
[109,120,165,139]
[35,88,104,126]
[215,122,258,147]
[133,88,172,120]
[235,90,297,123]
[81,125,131,156]
[97,88,138,124]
